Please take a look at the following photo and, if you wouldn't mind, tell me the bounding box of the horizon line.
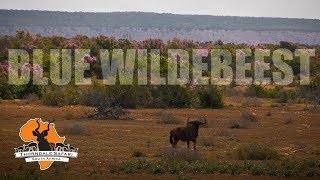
[1,8,319,20]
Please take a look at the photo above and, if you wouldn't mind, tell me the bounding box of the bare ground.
[0,97,320,179]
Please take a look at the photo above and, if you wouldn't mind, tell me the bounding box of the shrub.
[83,85,131,120]
[303,105,320,114]
[42,86,66,106]
[24,93,39,101]
[120,162,137,174]
[80,83,106,106]
[62,123,89,135]
[169,86,193,108]
[277,90,297,103]
[250,163,266,175]
[241,111,258,122]
[284,117,294,124]
[229,120,248,129]
[157,112,181,124]
[132,150,145,157]
[86,104,130,120]
[42,85,79,106]
[176,173,190,180]
[234,143,279,160]
[200,137,215,147]
[161,148,202,163]
[189,161,208,173]
[281,158,305,176]
[215,129,232,137]
[241,98,262,107]
[151,86,192,108]
[265,111,272,116]
[168,161,189,174]
[0,74,44,99]
[246,85,279,98]
[135,86,154,107]
[64,112,74,120]
[63,85,80,105]
[228,111,257,129]
[149,164,164,174]
[115,158,319,176]
[198,86,224,108]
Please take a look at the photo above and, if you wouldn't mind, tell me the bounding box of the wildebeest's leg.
[187,141,190,149]
[193,140,196,151]
[172,140,177,148]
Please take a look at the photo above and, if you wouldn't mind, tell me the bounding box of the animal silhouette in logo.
[32,120,55,151]
[17,118,66,170]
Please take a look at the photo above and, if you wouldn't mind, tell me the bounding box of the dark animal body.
[69,145,78,152]
[169,117,207,151]
[55,143,69,151]
[25,142,38,151]
[32,120,55,151]
[14,146,24,152]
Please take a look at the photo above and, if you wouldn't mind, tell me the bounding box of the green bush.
[168,161,189,174]
[116,158,319,176]
[234,143,279,160]
[198,86,224,108]
[42,85,79,106]
[276,90,298,103]
[246,85,279,98]
[151,86,192,108]
[80,83,107,106]
[120,162,137,174]
[149,164,164,174]
[250,163,266,175]
[281,158,306,176]
[132,150,145,157]
[0,77,44,99]
[42,86,66,106]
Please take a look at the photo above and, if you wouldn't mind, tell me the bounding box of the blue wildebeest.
[169,116,207,151]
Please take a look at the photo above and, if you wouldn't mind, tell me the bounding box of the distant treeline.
[0,10,320,32]
[0,32,319,108]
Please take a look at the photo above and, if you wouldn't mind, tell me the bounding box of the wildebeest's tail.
[170,134,174,144]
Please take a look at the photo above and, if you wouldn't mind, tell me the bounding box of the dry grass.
[199,137,215,147]
[241,98,263,107]
[304,105,320,114]
[265,111,272,116]
[241,111,258,122]
[64,111,74,120]
[24,93,39,101]
[234,142,279,160]
[229,119,249,129]
[132,150,146,157]
[62,123,90,135]
[284,117,294,124]
[161,148,202,162]
[1,99,320,177]
[157,112,182,124]
[215,129,232,137]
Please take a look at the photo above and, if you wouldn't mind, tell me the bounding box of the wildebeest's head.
[187,117,207,127]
